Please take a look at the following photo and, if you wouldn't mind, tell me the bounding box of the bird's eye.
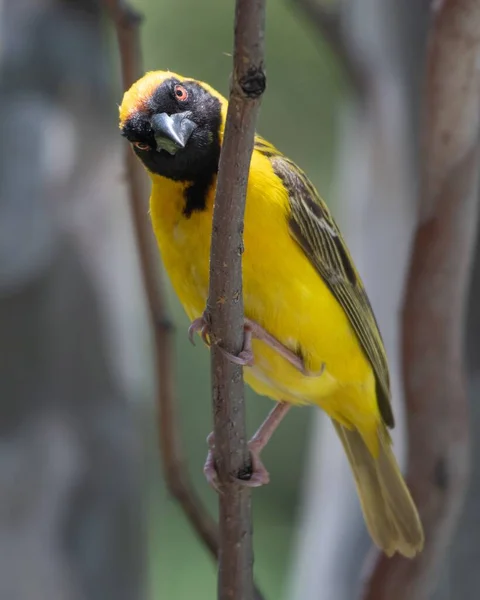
[133,141,150,151]
[174,84,188,102]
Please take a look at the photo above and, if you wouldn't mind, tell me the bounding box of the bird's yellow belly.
[151,188,378,429]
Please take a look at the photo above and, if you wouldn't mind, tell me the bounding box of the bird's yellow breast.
[150,150,378,429]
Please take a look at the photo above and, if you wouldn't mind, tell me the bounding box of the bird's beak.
[151,112,197,155]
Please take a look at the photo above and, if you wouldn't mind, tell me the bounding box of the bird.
[118,70,424,557]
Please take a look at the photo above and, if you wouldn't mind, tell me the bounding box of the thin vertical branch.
[363,0,480,597]
[207,0,266,598]
[104,0,219,558]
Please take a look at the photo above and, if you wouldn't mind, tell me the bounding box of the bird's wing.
[255,137,393,428]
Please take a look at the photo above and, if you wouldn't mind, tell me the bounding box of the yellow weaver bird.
[119,70,424,557]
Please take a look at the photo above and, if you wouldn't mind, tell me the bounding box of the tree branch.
[207,0,266,598]
[292,0,367,97]
[104,0,219,559]
[363,0,480,597]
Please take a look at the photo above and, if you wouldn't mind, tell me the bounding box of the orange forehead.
[119,71,175,125]
[118,70,228,127]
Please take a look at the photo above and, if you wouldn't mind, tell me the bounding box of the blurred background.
[1,0,479,599]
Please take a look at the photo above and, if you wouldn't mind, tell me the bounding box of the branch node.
[238,66,267,98]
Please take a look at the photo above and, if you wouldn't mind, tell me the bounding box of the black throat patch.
[184,175,216,218]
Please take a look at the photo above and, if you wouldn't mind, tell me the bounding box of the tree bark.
[207,1,266,598]
[363,1,480,597]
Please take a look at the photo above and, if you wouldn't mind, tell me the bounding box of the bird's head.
[119,71,226,181]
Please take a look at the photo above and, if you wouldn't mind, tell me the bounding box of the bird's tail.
[333,421,424,558]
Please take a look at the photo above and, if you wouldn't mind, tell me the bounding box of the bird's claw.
[203,433,222,493]
[220,348,255,367]
[188,314,255,366]
[188,314,211,347]
[203,433,270,491]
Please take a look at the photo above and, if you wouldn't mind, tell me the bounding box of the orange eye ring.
[133,141,150,151]
[174,84,188,102]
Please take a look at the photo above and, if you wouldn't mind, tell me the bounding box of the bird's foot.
[189,311,254,366]
[189,313,325,376]
[217,324,255,367]
[203,432,270,491]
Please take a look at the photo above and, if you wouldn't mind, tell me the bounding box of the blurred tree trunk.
[0,1,145,598]
[447,215,480,600]
[289,1,429,598]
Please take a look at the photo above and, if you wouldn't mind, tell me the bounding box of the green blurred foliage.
[130,0,346,597]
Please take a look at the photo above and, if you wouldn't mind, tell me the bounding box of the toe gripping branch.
[188,311,325,376]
